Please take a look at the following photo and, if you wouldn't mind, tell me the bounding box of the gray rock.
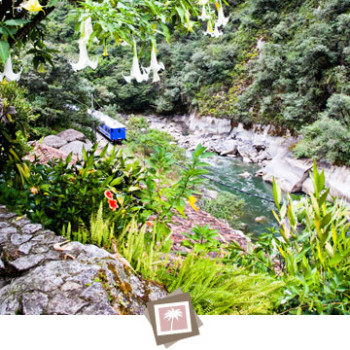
[22,223,42,235]
[61,281,82,292]
[11,218,31,227]
[259,152,313,193]
[77,303,117,315]
[201,187,219,200]
[255,216,268,223]
[0,226,17,244]
[238,172,251,179]
[0,222,10,229]
[0,211,16,220]
[9,254,46,271]
[46,292,88,315]
[0,226,17,235]
[22,291,49,315]
[31,246,49,254]
[11,234,33,246]
[237,144,258,163]
[60,141,92,157]
[218,140,238,156]
[18,242,33,254]
[57,129,86,142]
[42,135,68,149]
[0,294,21,315]
[0,259,4,269]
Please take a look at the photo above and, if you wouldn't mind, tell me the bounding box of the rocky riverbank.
[147,114,350,202]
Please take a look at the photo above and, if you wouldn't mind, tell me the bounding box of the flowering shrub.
[6,143,210,241]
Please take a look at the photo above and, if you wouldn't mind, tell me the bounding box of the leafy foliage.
[293,117,350,165]
[0,82,36,185]
[228,163,350,314]
[157,252,283,315]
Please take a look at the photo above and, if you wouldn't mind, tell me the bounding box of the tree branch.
[8,6,56,48]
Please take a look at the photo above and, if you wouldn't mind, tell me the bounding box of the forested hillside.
[15,0,350,163]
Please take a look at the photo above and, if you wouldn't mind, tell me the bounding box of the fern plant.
[157,252,283,315]
[90,203,114,248]
[62,203,114,249]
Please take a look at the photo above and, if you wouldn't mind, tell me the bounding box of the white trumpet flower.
[70,18,98,72]
[123,55,149,83]
[0,55,22,82]
[198,5,210,21]
[81,17,93,43]
[212,21,223,37]
[203,20,214,36]
[71,39,98,71]
[216,4,229,27]
[145,46,165,83]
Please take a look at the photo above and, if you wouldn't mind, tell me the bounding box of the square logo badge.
[145,289,202,347]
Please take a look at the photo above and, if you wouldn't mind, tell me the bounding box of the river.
[193,153,277,237]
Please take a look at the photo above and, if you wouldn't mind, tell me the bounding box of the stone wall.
[0,206,166,315]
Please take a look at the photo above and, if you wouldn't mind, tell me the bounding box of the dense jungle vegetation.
[8,0,350,165]
[1,0,350,315]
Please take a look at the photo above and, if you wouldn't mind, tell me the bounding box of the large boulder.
[42,135,67,149]
[188,113,231,135]
[217,140,239,156]
[60,141,92,157]
[57,129,86,143]
[24,142,78,165]
[302,165,350,202]
[0,206,166,315]
[258,151,313,193]
[237,144,259,163]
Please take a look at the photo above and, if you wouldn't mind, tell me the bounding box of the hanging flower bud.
[103,45,108,57]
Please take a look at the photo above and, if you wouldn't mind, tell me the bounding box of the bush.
[0,82,35,186]
[126,116,186,164]
[293,117,350,165]
[17,145,149,233]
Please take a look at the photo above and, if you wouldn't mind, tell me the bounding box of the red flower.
[30,187,38,195]
[146,221,153,227]
[104,190,113,200]
[108,199,118,211]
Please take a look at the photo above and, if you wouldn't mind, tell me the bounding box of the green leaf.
[110,176,124,186]
[5,19,29,26]
[0,40,10,64]
[272,178,282,210]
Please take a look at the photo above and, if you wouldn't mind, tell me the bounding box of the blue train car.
[88,109,126,142]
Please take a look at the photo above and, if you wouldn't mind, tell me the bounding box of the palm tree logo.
[163,308,183,331]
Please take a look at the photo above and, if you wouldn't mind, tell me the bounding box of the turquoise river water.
[202,154,277,237]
